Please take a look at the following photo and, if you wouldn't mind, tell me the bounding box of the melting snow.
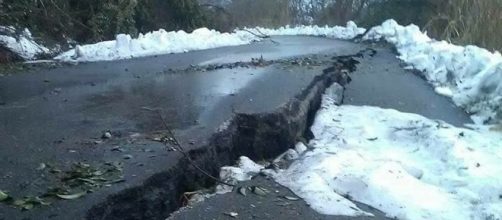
[0,26,50,60]
[54,22,364,62]
[267,90,502,219]
[215,156,264,194]
[248,21,365,40]
[364,19,502,124]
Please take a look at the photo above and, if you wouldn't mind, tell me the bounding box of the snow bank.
[55,28,257,62]
[363,19,502,124]
[270,95,502,219]
[0,26,50,60]
[248,21,366,40]
[55,22,364,62]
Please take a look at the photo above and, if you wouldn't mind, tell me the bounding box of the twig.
[142,107,235,187]
[242,29,280,45]
[242,29,269,38]
[253,28,269,38]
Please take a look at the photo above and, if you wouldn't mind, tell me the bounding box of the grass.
[424,0,502,52]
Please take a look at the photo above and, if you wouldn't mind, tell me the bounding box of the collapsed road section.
[87,55,358,220]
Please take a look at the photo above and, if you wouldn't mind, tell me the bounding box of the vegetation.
[311,0,502,51]
[424,0,502,51]
[0,0,500,51]
[0,0,207,43]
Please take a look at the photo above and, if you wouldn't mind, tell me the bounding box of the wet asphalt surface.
[344,45,472,127]
[0,36,471,220]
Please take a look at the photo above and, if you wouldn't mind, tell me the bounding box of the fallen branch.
[242,29,279,45]
[142,107,235,187]
[242,29,269,39]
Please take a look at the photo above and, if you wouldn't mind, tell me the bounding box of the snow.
[55,22,364,62]
[216,156,264,194]
[0,26,50,60]
[363,19,502,124]
[55,28,256,62]
[248,21,365,40]
[268,90,502,219]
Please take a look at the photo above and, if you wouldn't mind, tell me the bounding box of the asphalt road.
[344,44,472,127]
[0,36,471,220]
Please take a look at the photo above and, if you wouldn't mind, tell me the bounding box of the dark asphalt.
[0,37,472,220]
[343,44,472,127]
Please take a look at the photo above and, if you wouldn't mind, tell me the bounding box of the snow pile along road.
[55,22,365,62]
[363,19,502,124]
[268,92,502,219]
[0,26,51,60]
[55,28,257,62]
[248,21,365,40]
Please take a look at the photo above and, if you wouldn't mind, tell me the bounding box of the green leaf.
[56,192,87,200]
[22,203,34,210]
[284,196,300,201]
[0,190,9,202]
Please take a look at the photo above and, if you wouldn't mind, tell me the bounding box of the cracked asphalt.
[0,36,471,220]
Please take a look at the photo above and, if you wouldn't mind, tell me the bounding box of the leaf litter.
[0,161,124,210]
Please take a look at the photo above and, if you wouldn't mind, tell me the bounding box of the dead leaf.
[12,196,49,210]
[252,186,268,196]
[21,203,34,210]
[225,212,238,218]
[36,163,46,171]
[238,187,247,196]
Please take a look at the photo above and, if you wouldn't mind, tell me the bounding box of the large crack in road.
[0,37,472,220]
[0,36,365,220]
[87,54,358,220]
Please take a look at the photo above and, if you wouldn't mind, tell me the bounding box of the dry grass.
[424,0,502,51]
[312,0,501,51]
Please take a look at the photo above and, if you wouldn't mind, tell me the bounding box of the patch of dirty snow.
[216,156,264,194]
[363,19,502,124]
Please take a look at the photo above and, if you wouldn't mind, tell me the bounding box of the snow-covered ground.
[364,19,502,125]
[0,26,50,60]
[54,22,364,62]
[222,88,502,220]
[273,104,502,219]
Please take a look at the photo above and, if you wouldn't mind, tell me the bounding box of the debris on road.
[0,162,124,210]
[102,131,112,139]
[224,212,239,218]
